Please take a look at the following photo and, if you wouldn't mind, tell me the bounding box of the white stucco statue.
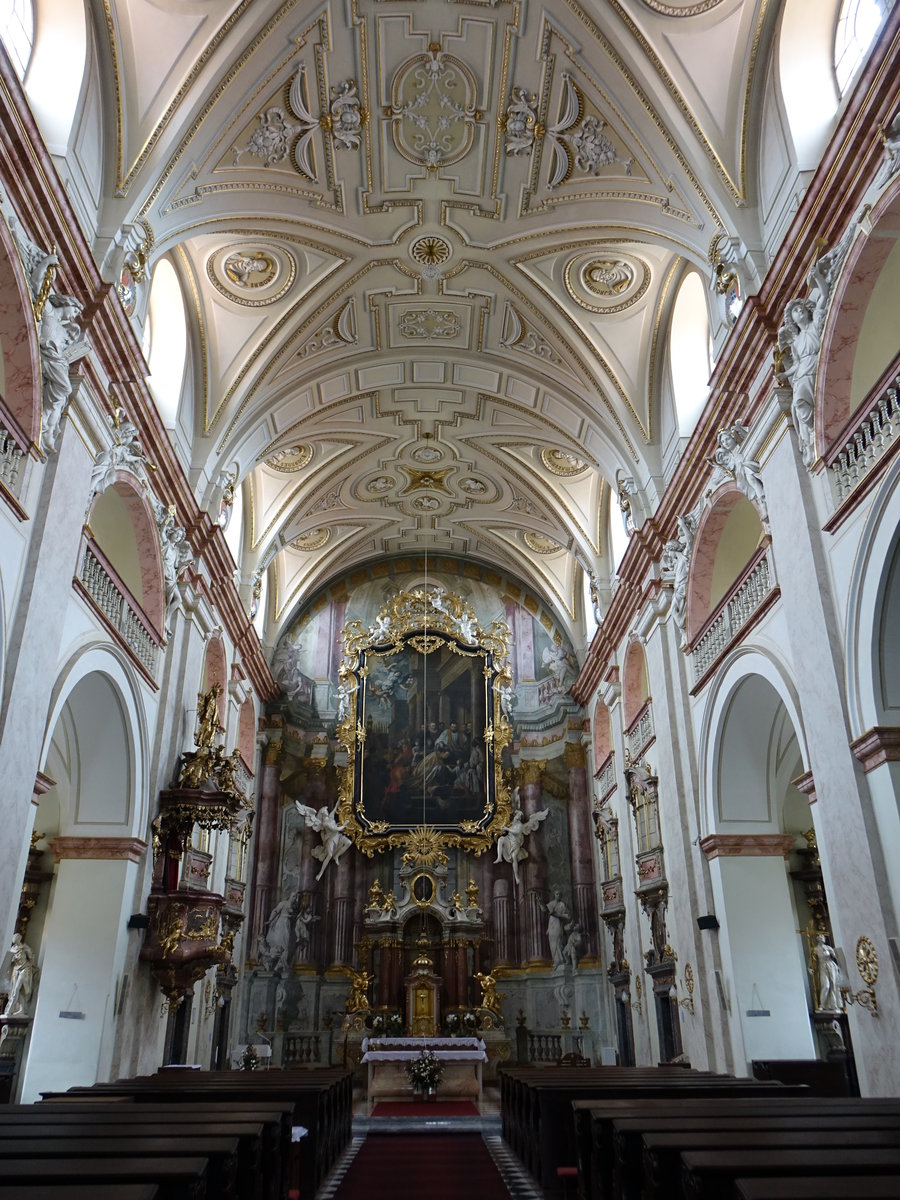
[661,513,696,648]
[38,293,91,452]
[495,796,549,885]
[543,888,571,968]
[90,413,151,497]
[711,423,768,525]
[875,109,900,187]
[2,932,36,1017]
[812,934,843,1013]
[152,498,195,616]
[295,801,352,880]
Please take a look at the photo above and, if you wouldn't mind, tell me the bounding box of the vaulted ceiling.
[98,0,778,639]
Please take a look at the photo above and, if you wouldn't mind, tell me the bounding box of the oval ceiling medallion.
[364,475,397,495]
[411,444,444,464]
[207,244,297,307]
[390,48,478,169]
[564,251,650,314]
[265,444,312,473]
[541,448,590,477]
[458,476,491,499]
[290,527,330,551]
[523,530,565,554]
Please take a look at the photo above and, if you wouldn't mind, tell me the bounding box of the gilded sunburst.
[402,826,449,868]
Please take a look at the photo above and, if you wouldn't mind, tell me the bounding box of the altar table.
[361,1037,487,1100]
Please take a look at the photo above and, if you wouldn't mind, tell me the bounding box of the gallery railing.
[691,544,777,684]
[76,536,162,678]
[624,702,654,762]
[596,751,616,802]
[828,369,900,507]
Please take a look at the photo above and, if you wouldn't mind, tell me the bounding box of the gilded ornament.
[540,448,589,477]
[523,530,564,554]
[290,528,330,552]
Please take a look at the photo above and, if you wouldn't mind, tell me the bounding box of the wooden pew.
[0,1156,209,1200]
[0,1120,267,1200]
[573,1094,900,1200]
[734,1178,900,1199]
[680,1148,900,1200]
[642,1128,900,1200]
[611,1108,900,1200]
[0,1189,158,1200]
[0,1135,240,1200]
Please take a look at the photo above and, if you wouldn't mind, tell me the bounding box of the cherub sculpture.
[295,800,352,880]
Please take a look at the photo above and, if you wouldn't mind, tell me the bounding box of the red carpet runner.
[370,1100,479,1117]
[333,1133,511,1199]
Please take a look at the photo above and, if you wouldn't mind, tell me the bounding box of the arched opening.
[19,669,140,1101]
[202,637,227,728]
[778,0,841,167]
[592,701,611,769]
[669,271,712,438]
[622,640,649,731]
[224,478,244,566]
[0,0,34,79]
[834,0,890,95]
[817,184,900,453]
[145,258,188,429]
[708,674,818,1068]
[87,480,165,637]
[0,209,41,448]
[687,491,766,644]
[21,0,86,154]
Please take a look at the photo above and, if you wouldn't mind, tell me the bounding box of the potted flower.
[387,1012,405,1036]
[445,1011,460,1036]
[463,1011,477,1034]
[405,1048,444,1097]
[371,1013,386,1036]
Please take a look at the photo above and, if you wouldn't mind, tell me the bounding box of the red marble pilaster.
[567,754,598,958]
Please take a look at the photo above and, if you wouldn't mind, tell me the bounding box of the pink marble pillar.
[329,847,355,967]
[519,769,550,964]
[492,877,515,965]
[567,751,598,958]
[249,748,283,946]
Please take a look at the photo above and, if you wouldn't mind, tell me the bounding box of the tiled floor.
[314,1089,544,1199]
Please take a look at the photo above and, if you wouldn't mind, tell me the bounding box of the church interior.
[1,0,900,1195]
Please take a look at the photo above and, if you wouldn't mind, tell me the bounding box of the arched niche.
[706,669,816,1066]
[816,181,900,454]
[0,211,41,446]
[687,488,766,644]
[22,664,143,1101]
[203,636,228,726]
[592,700,611,768]
[238,697,256,770]
[87,479,165,637]
[622,640,649,730]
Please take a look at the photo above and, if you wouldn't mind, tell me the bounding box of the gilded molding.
[564,741,587,768]
[514,760,549,787]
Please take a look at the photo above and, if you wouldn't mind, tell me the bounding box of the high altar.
[361,1037,487,1099]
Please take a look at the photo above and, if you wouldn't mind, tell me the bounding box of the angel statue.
[495,793,550,885]
[295,800,352,880]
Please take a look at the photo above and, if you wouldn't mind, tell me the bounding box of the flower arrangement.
[463,1010,477,1032]
[238,1044,260,1071]
[371,1013,386,1035]
[445,1011,460,1035]
[387,1012,405,1035]
[405,1048,444,1094]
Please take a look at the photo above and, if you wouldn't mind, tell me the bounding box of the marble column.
[0,416,94,953]
[329,839,355,968]
[248,742,283,948]
[566,743,598,959]
[518,762,550,965]
[493,877,515,965]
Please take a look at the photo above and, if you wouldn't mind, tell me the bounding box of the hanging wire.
[422,547,428,828]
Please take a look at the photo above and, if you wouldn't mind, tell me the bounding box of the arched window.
[224,480,244,566]
[145,258,188,428]
[834,0,889,95]
[669,271,711,438]
[0,0,34,79]
[608,490,630,573]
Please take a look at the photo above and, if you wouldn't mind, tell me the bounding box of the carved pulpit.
[405,948,441,1036]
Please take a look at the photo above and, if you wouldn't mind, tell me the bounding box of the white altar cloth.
[361,1037,487,1098]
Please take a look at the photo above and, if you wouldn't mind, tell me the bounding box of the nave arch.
[19,644,150,1101]
[698,651,819,1072]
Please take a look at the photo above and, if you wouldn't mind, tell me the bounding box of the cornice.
[51,836,148,863]
[851,727,900,773]
[699,833,794,861]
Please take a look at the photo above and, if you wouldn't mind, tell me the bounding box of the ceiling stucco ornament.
[523,530,566,554]
[563,251,651,314]
[230,65,365,183]
[411,444,444,465]
[363,475,397,496]
[207,244,296,307]
[638,0,728,14]
[398,309,460,340]
[547,74,634,189]
[298,299,358,360]
[265,444,313,473]
[503,87,540,156]
[290,527,331,552]
[409,235,452,279]
[541,448,590,477]
[400,467,454,495]
[458,477,491,500]
[501,304,563,367]
[390,46,479,169]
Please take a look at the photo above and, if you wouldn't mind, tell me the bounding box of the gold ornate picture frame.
[335,587,514,858]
